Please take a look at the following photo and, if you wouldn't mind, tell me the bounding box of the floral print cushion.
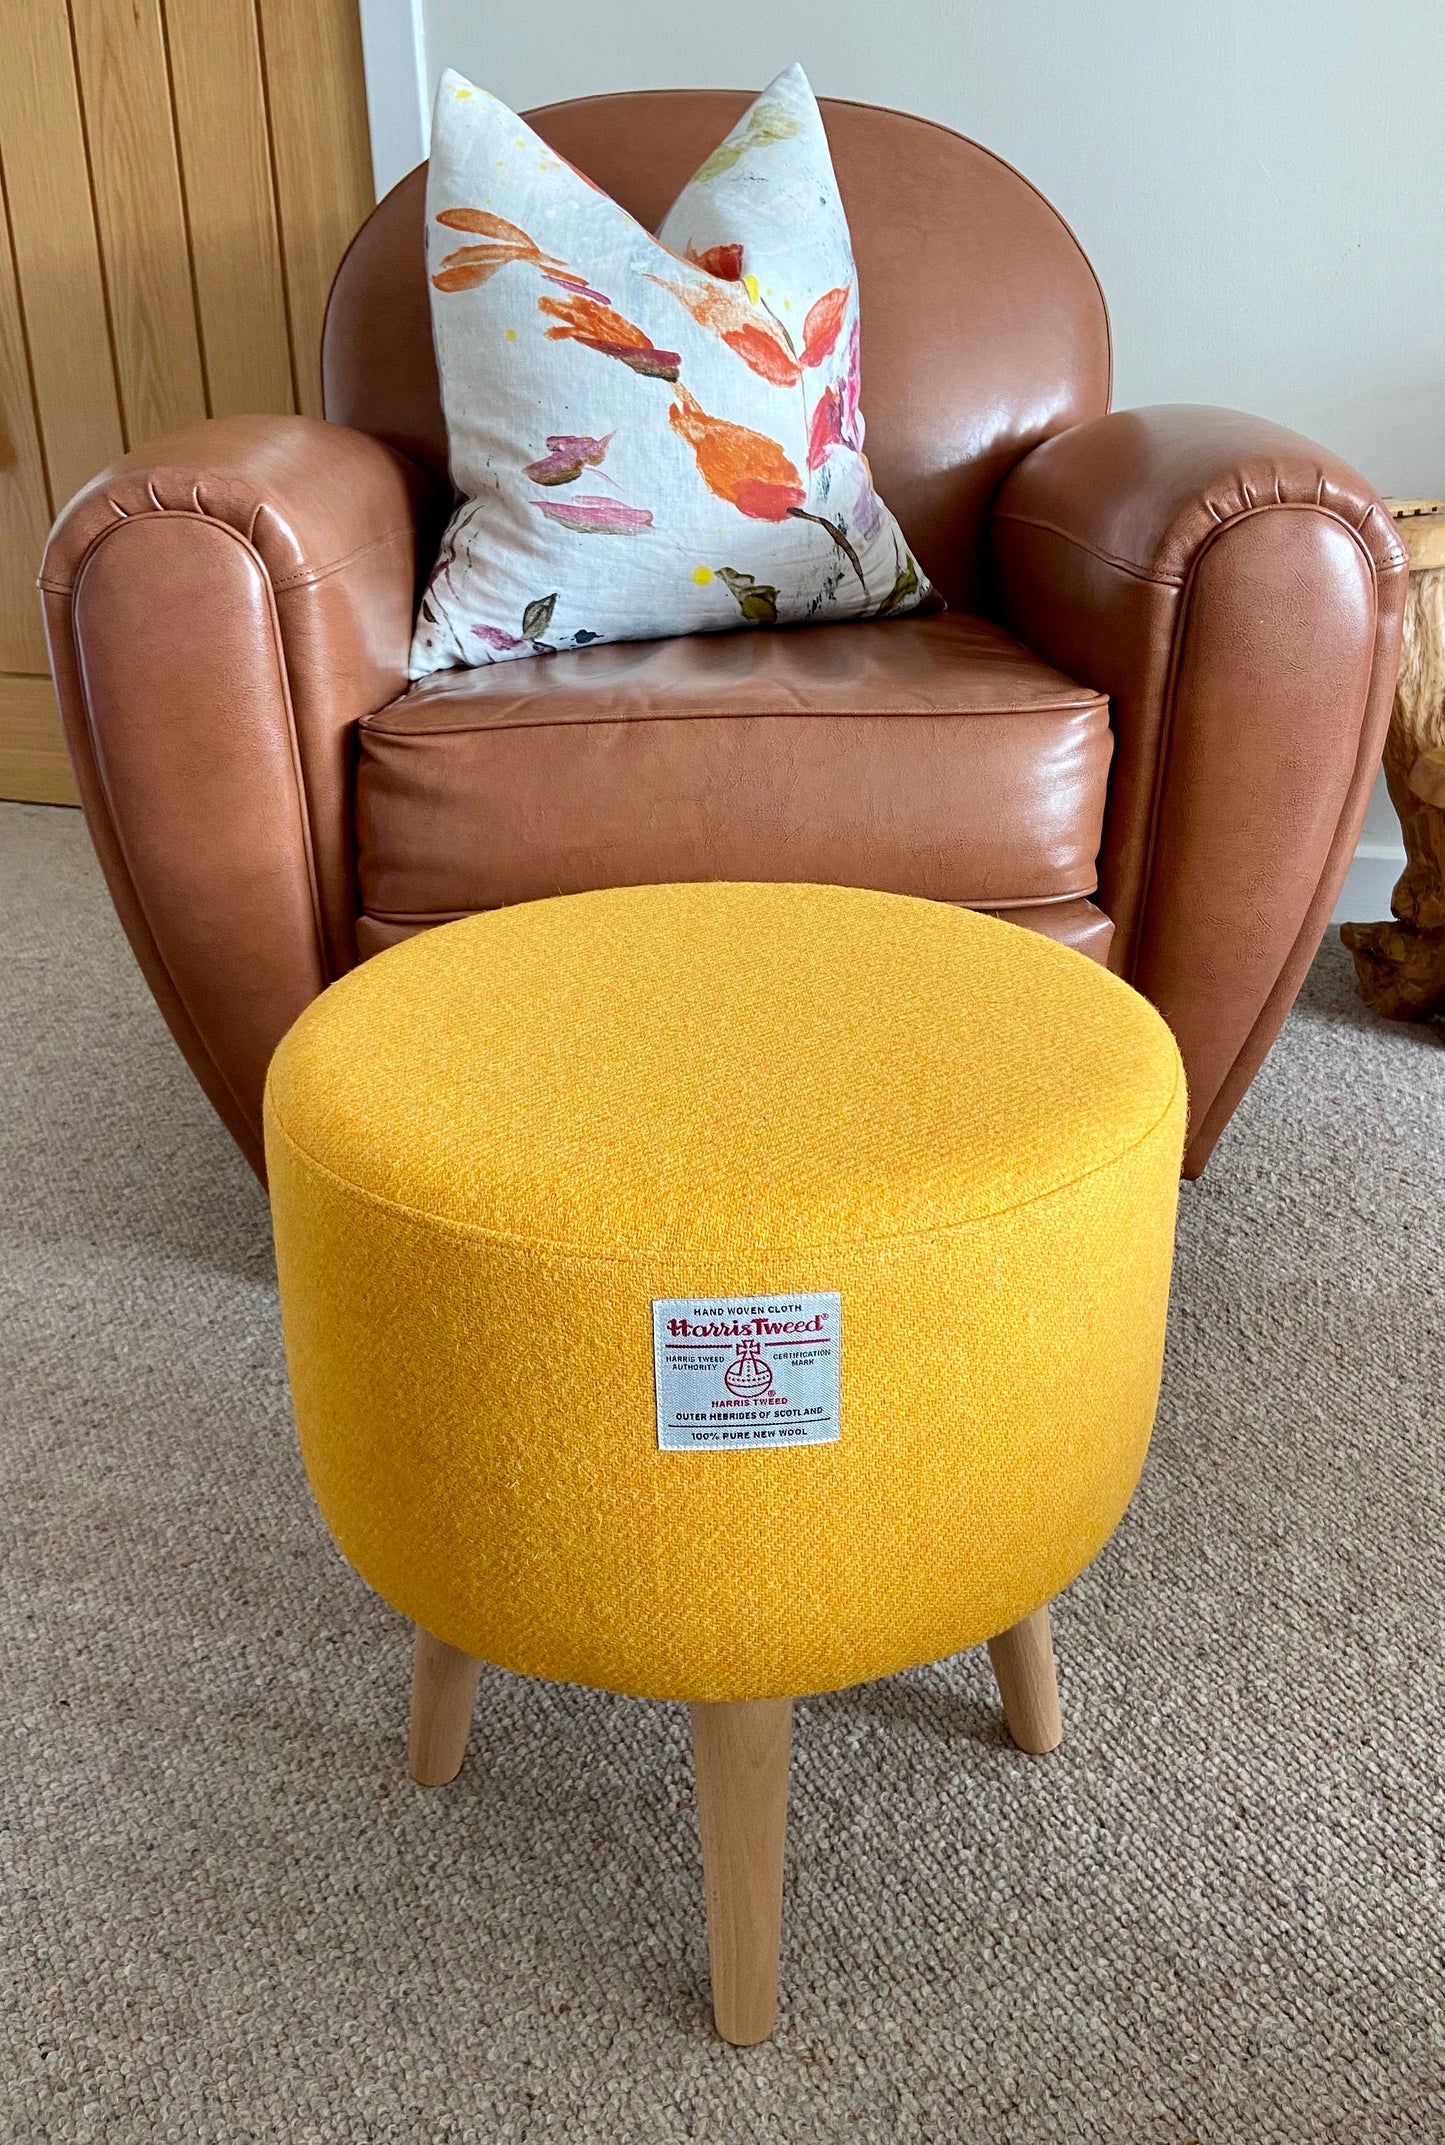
[409,63,935,677]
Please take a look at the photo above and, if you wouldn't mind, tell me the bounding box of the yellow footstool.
[264,882,1185,2044]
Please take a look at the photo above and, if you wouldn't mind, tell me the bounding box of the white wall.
[356,0,430,202]
[368,0,1430,910]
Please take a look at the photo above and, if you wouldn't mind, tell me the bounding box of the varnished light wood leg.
[407,1626,483,1786]
[689,1697,793,2046]
[987,1605,1063,1755]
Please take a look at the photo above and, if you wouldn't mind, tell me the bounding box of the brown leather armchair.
[42,91,1406,1180]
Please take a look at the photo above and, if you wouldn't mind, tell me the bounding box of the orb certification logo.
[723,1339,774,1398]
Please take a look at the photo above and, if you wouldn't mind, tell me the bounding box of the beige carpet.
[3,798,1443,2144]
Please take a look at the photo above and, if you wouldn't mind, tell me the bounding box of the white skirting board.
[1333,847,1404,926]
[1333,766,1404,924]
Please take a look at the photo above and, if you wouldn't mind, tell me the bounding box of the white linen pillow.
[410,63,935,678]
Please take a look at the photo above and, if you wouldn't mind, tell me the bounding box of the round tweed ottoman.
[264,881,1186,2045]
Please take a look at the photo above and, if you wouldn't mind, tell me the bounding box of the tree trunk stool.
[264,881,1186,2046]
[1341,498,1445,1020]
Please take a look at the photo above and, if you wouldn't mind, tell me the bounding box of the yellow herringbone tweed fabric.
[264,882,1186,1702]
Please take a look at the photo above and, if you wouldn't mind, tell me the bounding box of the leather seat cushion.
[354,613,1111,923]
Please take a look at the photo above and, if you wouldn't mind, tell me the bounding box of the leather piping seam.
[993,497,1406,590]
[355,889,1102,927]
[1127,501,1383,995]
[268,523,419,592]
[62,586,258,1142]
[263,1051,1182,1263]
[361,695,1111,740]
[1183,687,1382,1170]
[69,515,332,1005]
[1181,589,1395,1167]
[47,585,260,1149]
[38,514,418,599]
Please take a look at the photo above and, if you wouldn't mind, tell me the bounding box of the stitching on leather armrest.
[995,498,1406,589]
[992,512,1186,587]
[41,511,421,597]
[267,523,423,593]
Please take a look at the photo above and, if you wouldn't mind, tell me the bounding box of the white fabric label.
[652,1293,841,1451]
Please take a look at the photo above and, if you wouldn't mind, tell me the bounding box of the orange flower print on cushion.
[806,388,844,471]
[642,270,801,387]
[411,63,933,676]
[667,387,805,521]
[430,211,620,309]
[800,285,850,369]
[429,207,563,291]
[686,241,744,280]
[537,294,681,380]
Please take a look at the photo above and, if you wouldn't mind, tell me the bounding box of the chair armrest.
[991,404,1406,1174]
[41,414,442,1174]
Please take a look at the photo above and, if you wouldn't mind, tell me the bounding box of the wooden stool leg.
[408,1626,483,1786]
[987,1605,1063,1755]
[689,1697,793,2046]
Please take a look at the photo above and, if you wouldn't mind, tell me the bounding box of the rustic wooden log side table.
[1341,499,1445,1020]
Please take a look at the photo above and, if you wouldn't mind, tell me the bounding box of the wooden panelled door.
[0,0,376,804]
